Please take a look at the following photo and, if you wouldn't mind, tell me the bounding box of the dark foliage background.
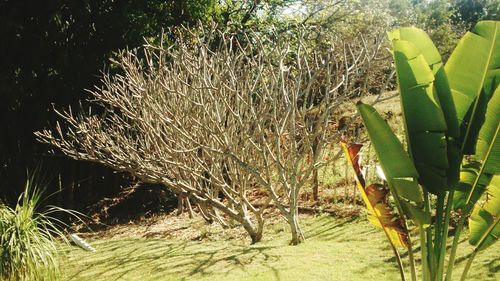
[0,0,497,212]
[0,0,220,207]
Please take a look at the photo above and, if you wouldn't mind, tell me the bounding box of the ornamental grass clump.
[0,177,71,281]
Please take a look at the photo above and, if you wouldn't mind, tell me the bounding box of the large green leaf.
[469,175,500,251]
[388,27,460,137]
[474,86,500,174]
[390,38,449,194]
[357,102,430,226]
[453,162,491,210]
[453,86,500,209]
[388,27,462,188]
[445,21,500,154]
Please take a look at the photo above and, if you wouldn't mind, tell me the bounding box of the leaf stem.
[391,242,407,281]
[444,206,468,281]
[424,191,435,279]
[420,226,431,281]
[434,194,445,268]
[463,217,500,280]
[407,239,417,281]
[389,190,416,281]
[437,190,454,280]
[459,250,477,281]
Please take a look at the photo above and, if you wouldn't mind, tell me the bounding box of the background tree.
[452,0,500,28]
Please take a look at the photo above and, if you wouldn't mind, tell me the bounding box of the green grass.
[61,216,499,281]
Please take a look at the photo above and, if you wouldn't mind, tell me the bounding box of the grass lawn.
[61,215,499,281]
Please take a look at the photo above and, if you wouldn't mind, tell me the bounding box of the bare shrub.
[36,25,372,244]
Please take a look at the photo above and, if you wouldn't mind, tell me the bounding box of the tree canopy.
[1,0,497,205]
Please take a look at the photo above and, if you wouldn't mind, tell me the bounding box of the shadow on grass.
[375,234,499,280]
[305,215,364,242]
[64,238,282,281]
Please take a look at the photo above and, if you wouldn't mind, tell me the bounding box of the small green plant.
[0,175,73,280]
[350,20,498,281]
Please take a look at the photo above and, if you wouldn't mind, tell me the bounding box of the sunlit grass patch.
[62,215,499,281]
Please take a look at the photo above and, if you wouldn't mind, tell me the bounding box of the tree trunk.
[197,202,214,223]
[66,164,76,210]
[87,163,94,204]
[240,215,262,244]
[185,196,194,219]
[288,213,304,245]
[344,161,349,203]
[57,173,64,221]
[353,180,357,204]
[312,139,320,203]
[288,195,304,245]
[255,214,265,243]
[312,168,319,203]
[177,194,184,215]
[213,209,229,227]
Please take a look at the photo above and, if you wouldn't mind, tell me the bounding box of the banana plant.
[352,21,499,281]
